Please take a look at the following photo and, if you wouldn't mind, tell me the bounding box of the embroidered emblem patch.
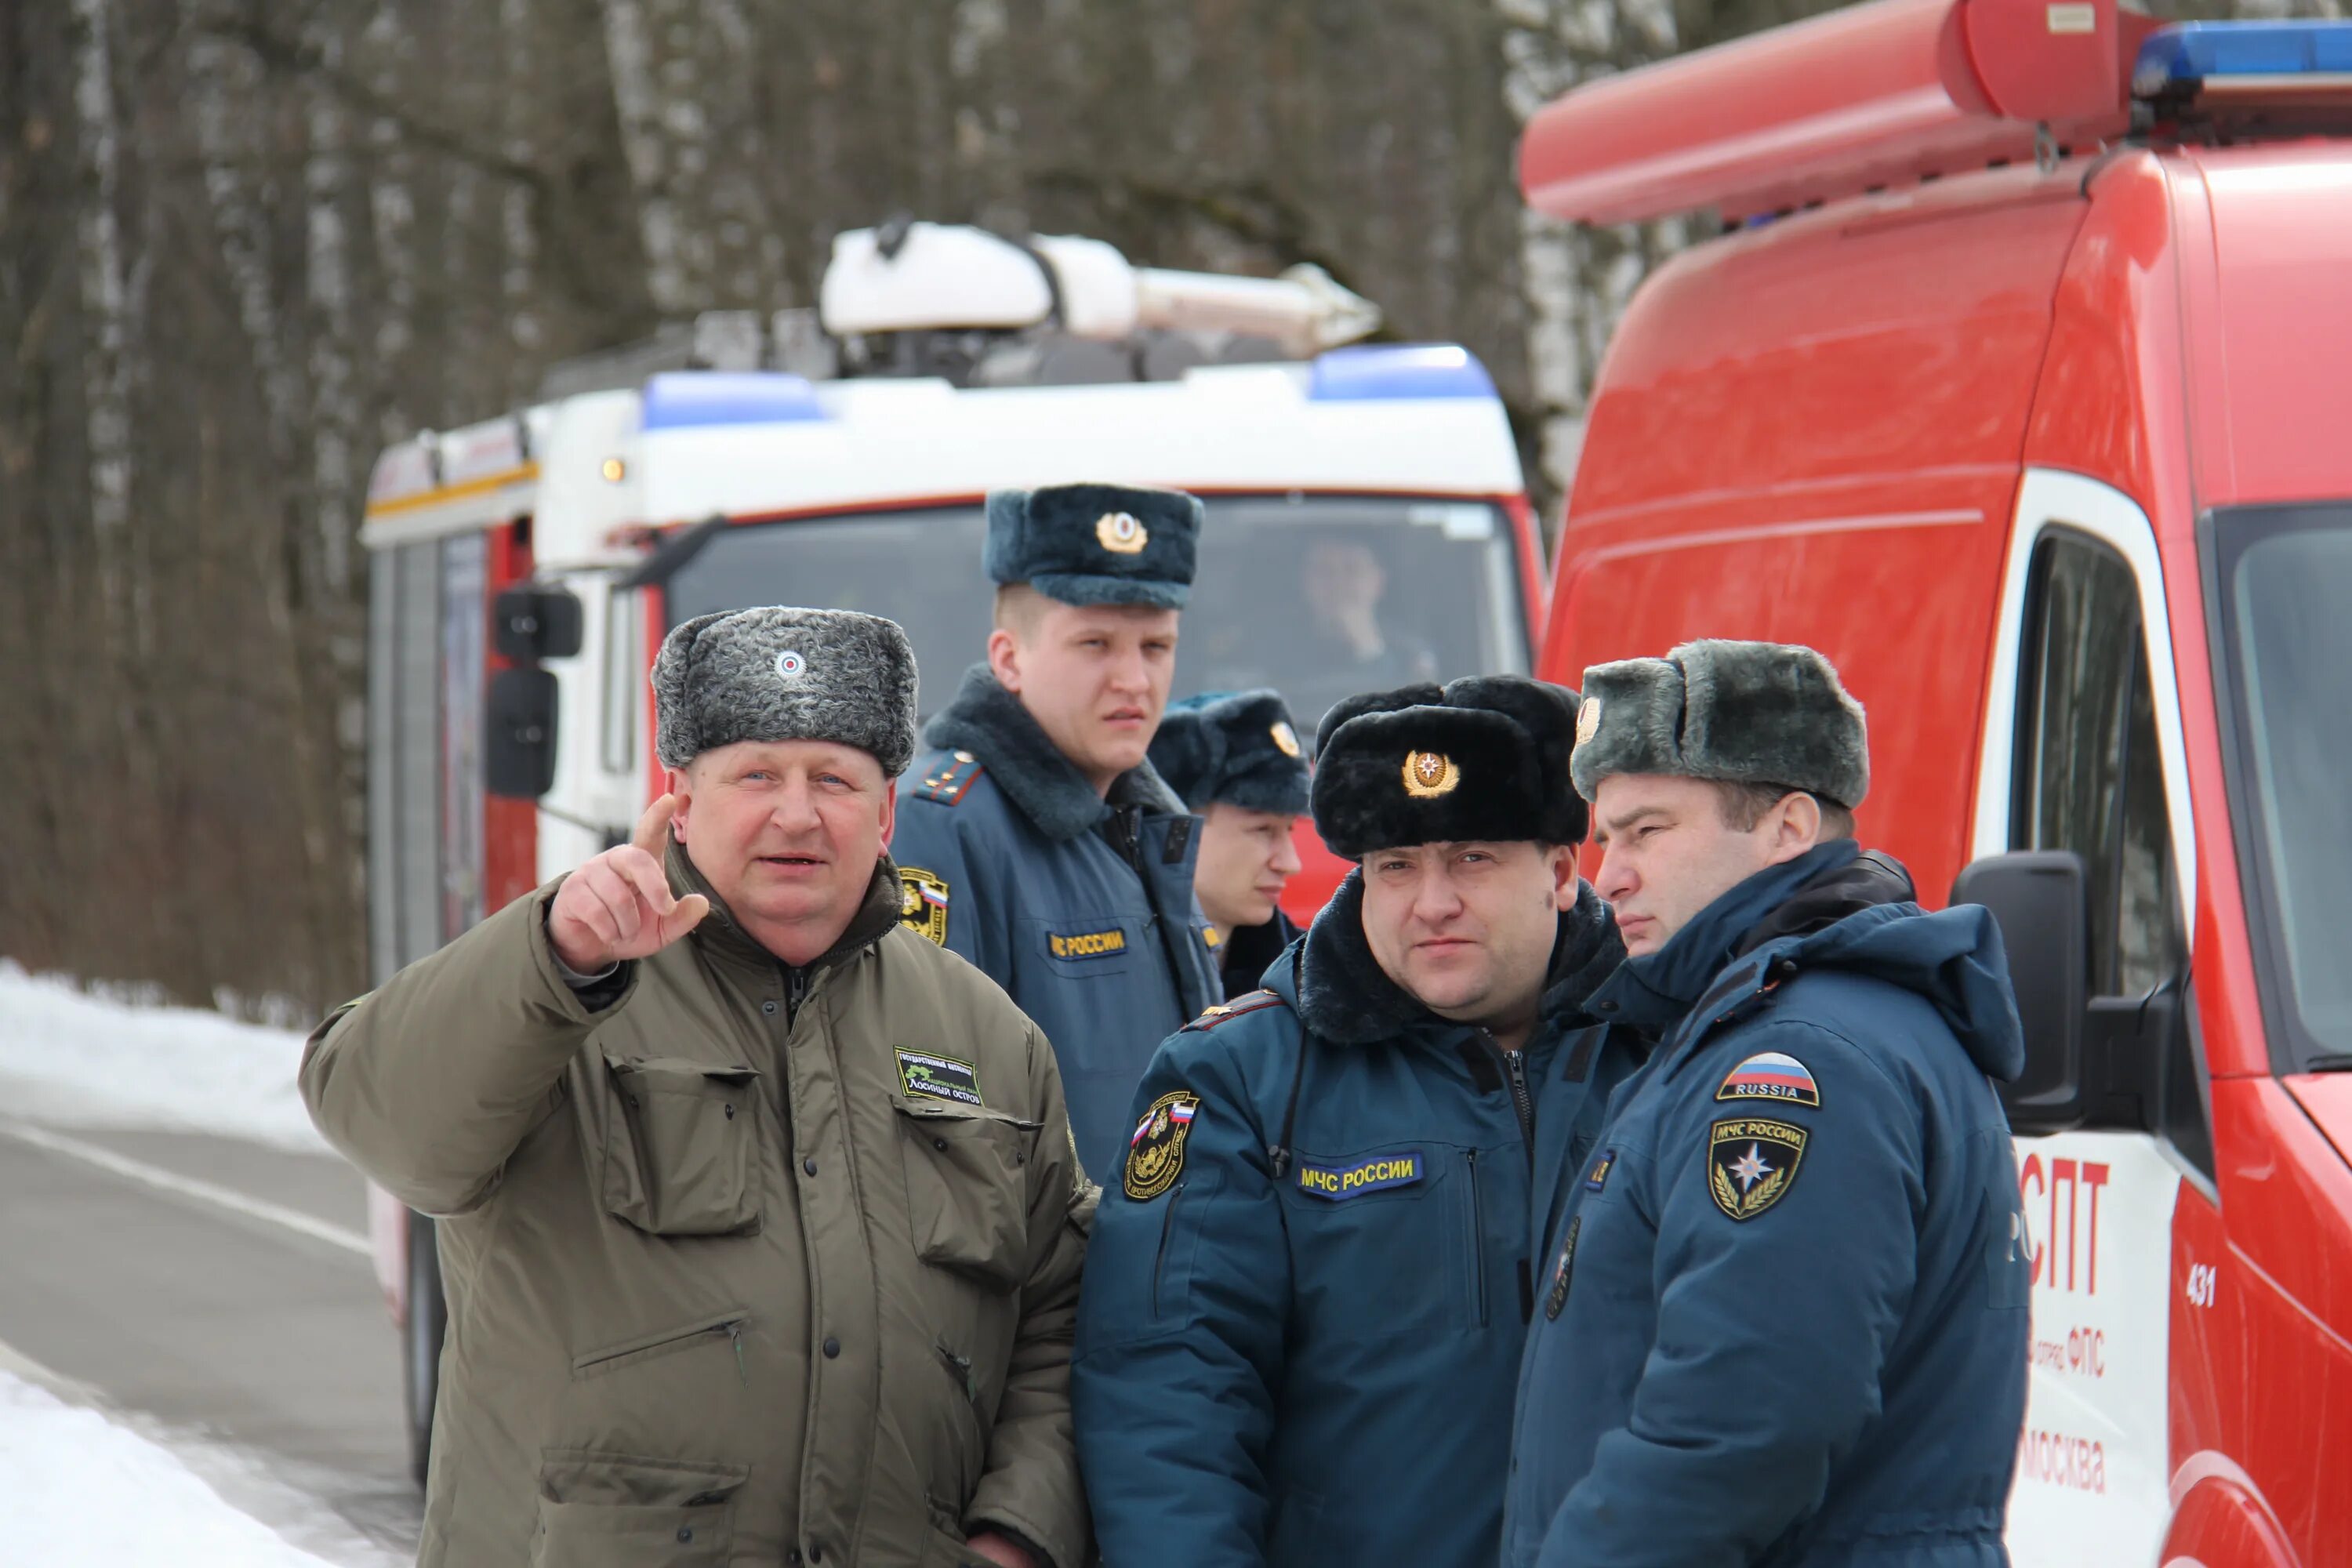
[1402,750,1460,799]
[1096,510,1149,554]
[1296,1150,1425,1201]
[1049,927,1127,960]
[1124,1091,1200,1201]
[897,1049,983,1108]
[897,866,950,946]
[774,648,806,680]
[1584,1149,1616,1192]
[1270,720,1302,758]
[1715,1051,1821,1109]
[1708,1117,1809,1221]
[1201,924,1222,949]
[1544,1215,1581,1320]
[1575,695,1601,747]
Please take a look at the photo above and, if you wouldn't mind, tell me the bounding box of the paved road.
[0,1120,422,1563]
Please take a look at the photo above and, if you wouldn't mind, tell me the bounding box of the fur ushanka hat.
[983,481,1203,609]
[1310,676,1588,858]
[1570,639,1868,808]
[1149,689,1312,816]
[651,606,919,774]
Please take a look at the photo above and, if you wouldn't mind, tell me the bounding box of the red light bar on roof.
[1520,0,2158,224]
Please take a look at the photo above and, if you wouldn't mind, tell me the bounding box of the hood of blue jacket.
[1592,840,2024,1083]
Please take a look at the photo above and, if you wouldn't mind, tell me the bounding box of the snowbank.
[0,1371,343,1566]
[0,960,325,1152]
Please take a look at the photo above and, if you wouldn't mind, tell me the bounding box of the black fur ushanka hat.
[1310,675,1588,858]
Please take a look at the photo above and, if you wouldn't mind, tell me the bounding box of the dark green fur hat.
[983,481,1203,609]
[1570,639,1868,807]
[1311,675,1588,857]
[1149,690,1312,816]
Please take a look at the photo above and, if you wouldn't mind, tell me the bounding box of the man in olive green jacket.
[304,607,1092,1568]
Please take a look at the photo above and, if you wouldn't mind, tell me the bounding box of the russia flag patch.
[1714,1050,1821,1109]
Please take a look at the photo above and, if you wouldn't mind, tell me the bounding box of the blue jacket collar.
[922,664,1186,842]
[1284,868,1625,1048]
[1587,840,1864,1038]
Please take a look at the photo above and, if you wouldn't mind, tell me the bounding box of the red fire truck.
[1524,2,2352,1561]
[356,225,1543,1479]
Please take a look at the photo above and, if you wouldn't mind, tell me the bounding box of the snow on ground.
[0,960,325,1152]
[0,1370,344,1567]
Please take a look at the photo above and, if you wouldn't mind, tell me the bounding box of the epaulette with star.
[1181,989,1286,1032]
[915,750,986,806]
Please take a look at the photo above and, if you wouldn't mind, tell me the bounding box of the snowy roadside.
[0,1366,362,1567]
[0,960,325,1152]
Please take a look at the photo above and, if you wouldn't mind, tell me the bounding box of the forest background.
[0,0,2325,1014]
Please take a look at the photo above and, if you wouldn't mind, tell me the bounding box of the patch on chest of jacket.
[897,1049,982,1107]
[897,866,950,946]
[1544,1214,1581,1319]
[1714,1050,1820,1109]
[1048,926,1127,960]
[1707,1117,1809,1221]
[1123,1091,1200,1201]
[1584,1149,1616,1192]
[1295,1150,1424,1201]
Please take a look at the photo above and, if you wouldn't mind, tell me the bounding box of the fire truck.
[1524,2,2352,1562]
[356,222,1541,1479]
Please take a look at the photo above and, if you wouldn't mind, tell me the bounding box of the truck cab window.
[2013,530,2182,996]
[2014,527,2208,1174]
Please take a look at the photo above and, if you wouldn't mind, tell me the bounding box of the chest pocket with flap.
[895,1098,1038,1290]
[600,1053,763,1236]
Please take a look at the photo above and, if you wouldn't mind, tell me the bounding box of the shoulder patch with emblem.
[1181,989,1285,1031]
[914,751,986,806]
[1296,1149,1424,1201]
[1715,1050,1821,1109]
[1584,1148,1616,1192]
[897,1049,982,1107]
[1124,1091,1200,1201]
[1708,1116,1809,1221]
[897,866,950,945]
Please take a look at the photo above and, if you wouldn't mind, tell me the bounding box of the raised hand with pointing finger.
[546,793,710,974]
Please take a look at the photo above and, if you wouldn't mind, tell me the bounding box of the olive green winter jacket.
[302,850,1094,1568]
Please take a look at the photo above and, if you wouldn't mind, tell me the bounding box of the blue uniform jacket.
[891,666,1222,1179]
[1073,873,1638,1568]
[1502,841,2031,1568]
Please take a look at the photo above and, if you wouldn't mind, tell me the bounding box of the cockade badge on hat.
[774,648,807,681]
[1575,695,1601,746]
[1402,750,1460,799]
[1270,720,1303,759]
[1095,510,1149,555]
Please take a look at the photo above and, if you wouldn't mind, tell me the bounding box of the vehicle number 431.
[2184,1261,2218,1309]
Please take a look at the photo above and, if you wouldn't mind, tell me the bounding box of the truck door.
[1974,470,2219,1566]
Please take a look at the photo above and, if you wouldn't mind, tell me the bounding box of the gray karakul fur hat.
[983,481,1203,608]
[652,606,918,774]
[1148,689,1312,816]
[1311,675,1588,858]
[1570,639,1868,808]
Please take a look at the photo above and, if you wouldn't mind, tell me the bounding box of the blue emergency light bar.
[2133,20,2352,100]
[641,372,828,430]
[1308,344,1497,402]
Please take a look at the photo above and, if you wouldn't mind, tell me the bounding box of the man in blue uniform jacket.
[1147,689,1313,997]
[1075,675,1639,1568]
[892,482,1223,1178]
[1502,640,2032,1568]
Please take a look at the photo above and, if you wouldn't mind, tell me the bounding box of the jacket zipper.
[1151,1181,1185,1316]
[1483,1030,1537,1167]
[1466,1149,1490,1326]
[572,1311,750,1378]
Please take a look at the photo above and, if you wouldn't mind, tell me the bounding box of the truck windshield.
[2215,505,2352,1064]
[662,494,1531,739]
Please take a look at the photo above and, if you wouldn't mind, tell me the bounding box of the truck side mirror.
[485,667,559,799]
[1950,851,2090,1135]
[493,586,584,661]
